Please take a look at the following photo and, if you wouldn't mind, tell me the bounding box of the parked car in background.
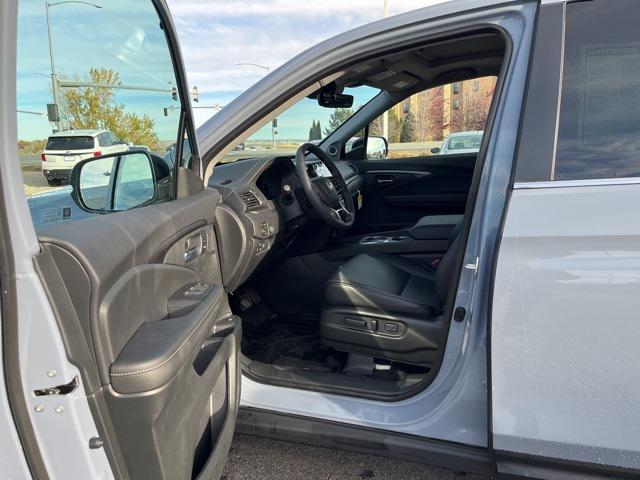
[40,129,128,185]
[431,130,484,155]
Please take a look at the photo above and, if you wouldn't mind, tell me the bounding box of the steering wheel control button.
[256,240,267,253]
[260,221,271,238]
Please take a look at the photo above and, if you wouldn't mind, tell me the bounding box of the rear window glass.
[45,136,94,151]
[555,0,640,180]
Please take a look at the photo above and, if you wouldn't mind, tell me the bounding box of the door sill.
[241,356,435,402]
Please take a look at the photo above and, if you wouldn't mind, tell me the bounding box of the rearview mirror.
[70,151,157,213]
[318,92,354,108]
[367,136,389,160]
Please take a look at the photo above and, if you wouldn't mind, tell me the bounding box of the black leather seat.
[320,223,462,366]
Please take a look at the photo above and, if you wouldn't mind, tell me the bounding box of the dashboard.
[208,155,362,291]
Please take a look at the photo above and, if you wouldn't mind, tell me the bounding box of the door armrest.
[407,214,463,240]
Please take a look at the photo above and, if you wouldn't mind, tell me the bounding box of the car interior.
[208,30,506,400]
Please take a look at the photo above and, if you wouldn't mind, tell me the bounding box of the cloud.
[166,0,447,104]
[169,0,440,19]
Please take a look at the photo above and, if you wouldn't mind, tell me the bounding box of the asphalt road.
[222,434,490,480]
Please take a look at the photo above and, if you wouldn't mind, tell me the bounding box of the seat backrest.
[434,221,463,303]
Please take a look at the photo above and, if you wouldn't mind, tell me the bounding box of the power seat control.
[384,322,399,333]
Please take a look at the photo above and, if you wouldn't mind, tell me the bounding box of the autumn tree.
[452,86,494,132]
[60,68,160,150]
[426,86,445,141]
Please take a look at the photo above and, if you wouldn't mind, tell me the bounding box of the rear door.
[352,78,496,234]
[13,1,240,478]
[492,1,640,477]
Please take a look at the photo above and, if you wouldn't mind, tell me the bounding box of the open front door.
[11,0,240,478]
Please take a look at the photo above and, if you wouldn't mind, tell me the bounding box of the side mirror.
[430,146,441,154]
[70,151,157,213]
[367,136,389,160]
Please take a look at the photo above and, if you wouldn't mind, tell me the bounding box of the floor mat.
[242,314,345,372]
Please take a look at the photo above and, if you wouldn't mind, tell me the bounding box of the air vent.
[348,163,359,175]
[239,190,261,210]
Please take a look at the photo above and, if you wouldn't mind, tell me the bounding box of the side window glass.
[363,77,496,159]
[17,0,185,228]
[555,0,640,180]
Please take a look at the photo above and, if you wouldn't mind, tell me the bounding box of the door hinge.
[34,375,78,396]
[464,257,479,276]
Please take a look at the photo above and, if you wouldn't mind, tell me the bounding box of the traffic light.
[171,87,177,101]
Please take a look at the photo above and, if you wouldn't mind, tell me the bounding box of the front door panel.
[354,154,475,233]
[35,189,240,479]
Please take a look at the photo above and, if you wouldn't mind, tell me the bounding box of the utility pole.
[45,1,103,132]
[45,3,61,131]
[382,0,390,141]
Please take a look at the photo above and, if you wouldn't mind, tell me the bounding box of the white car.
[432,130,484,155]
[40,129,129,186]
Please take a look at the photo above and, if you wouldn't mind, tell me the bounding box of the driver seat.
[320,223,462,366]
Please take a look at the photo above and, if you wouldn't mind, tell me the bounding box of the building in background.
[392,76,496,141]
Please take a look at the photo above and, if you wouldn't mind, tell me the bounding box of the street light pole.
[45,1,103,132]
[235,62,277,150]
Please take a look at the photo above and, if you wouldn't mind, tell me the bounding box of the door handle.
[184,246,198,262]
[375,174,395,184]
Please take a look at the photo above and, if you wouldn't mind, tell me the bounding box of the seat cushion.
[325,253,442,317]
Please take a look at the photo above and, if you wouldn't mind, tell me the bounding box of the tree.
[60,68,160,150]
[323,108,354,137]
[426,86,445,141]
[412,91,429,142]
[400,112,417,143]
[454,89,493,132]
[369,109,402,143]
[308,119,322,141]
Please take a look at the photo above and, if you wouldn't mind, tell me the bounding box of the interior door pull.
[376,174,395,184]
[184,246,198,262]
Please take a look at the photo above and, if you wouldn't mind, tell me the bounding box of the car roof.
[48,129,106,138]
[448,130,484,137]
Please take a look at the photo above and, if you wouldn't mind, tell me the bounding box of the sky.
[17,0,446,142]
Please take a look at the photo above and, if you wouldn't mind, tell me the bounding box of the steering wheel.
[295,143,355,230]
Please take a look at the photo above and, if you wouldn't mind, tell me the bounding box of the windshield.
[220,86,380,163]
[447,133,483,151]
[45,136,94,151]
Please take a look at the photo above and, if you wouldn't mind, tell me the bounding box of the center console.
[323,214,463,261]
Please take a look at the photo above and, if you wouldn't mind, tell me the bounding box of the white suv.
[40,129,129,186]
